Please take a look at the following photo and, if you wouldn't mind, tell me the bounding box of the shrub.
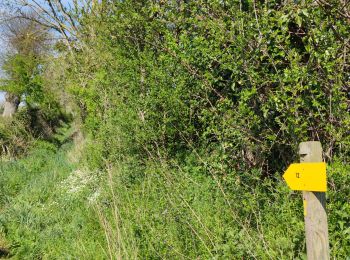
[0,114,33,158]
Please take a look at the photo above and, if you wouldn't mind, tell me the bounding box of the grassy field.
[0,140,349,259]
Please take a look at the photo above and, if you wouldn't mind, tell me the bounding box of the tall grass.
[0,142,106,259]
[0,140,348,258]
[91,153,349,259]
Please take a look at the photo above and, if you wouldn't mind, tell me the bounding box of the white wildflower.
[60,168,100,195]
[87,189,101,204]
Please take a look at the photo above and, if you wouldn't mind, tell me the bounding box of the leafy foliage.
[0,0,349,258]
[64,0,350,174]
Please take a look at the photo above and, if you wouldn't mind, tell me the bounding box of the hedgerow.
[1,0,349,258]
[60,1,349,257]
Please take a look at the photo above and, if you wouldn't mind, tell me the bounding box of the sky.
[0,92,4,104]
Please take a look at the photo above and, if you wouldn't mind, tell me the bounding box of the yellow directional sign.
[283,162,327,192]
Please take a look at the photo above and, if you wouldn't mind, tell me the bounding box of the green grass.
[0,142,106,259]
[89,155,350,259]
[0,141,349,259]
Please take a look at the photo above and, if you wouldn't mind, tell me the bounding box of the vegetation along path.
[0,0,350,258]
[0,140,107,259]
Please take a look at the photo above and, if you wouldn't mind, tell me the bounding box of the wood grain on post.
[299,141,330,260]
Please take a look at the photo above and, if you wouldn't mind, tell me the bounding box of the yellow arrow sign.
[283,162,327,192]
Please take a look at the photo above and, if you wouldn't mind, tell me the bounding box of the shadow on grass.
[0,247,10,258]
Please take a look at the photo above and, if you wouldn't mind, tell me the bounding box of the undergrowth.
[0,141,105,259]
[94,155,350,259]
[0,139,348,259]
[0,1,349,258]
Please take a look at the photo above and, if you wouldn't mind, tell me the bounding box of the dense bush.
[64,1,349,174]
[0,112,33,158]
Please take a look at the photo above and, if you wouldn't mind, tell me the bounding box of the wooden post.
[299,141,330,260]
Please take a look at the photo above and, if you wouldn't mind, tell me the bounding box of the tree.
[0,13,48,117]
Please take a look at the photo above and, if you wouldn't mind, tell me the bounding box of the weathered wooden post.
[283,141,330,259]
[299,141,329,260]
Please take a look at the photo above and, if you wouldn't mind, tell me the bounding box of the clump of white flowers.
[87,189,101,204]
[60,168,102,203]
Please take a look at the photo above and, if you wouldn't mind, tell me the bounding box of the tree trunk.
[2,92,20,117]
